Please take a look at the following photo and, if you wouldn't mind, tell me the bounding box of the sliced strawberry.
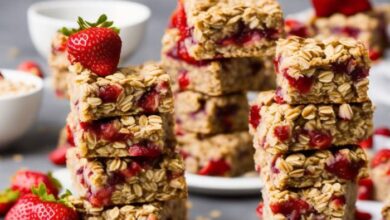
[5,184,78,220]
[358,178,373,200]
[374,127,390,137]
[198,159,231,176]
[10,170,61,197]
[49,146,69,166]
[63,14,121,76]
[17,61,44,78]
[0,189,19,216]
[120,161,143,178]
[138,90,160,113]
[98,84,123,103]
[359,136,373,149]
[371,149,390,168]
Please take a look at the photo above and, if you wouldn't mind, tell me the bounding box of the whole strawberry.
[61,14,121,76]
[0,189,19,216]
[17,61,44,78]
[5,184,79,220]
[11,170,61,197]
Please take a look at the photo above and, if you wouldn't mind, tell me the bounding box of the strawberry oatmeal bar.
[67,148,187,207]
[178,131,254,177]
[168,0,284,60]
[67,113,175,158]
[161,28,273,95]
[249,91,373,153]
[261,181,357,219]
[274,37,370,104]
[255,145,368,189]
[71,197,187,220]
[175,91,249,135]
[311,11,388,61]
[48,32,70,98]
[69,63,174,122]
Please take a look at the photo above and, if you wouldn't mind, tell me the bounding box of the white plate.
[52,168,262,196]
[356,201,383,220]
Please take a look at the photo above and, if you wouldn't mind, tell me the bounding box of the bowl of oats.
[0,69,43,148]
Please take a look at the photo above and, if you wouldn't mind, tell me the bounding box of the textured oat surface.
[250,91,374,154]
[178,131,254,177]
[69,63,174,122]
[275,36,371,104]
[175,91,249,135]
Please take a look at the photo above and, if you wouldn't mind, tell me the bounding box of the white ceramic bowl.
[0,69,43,149]
[27,0,151,59]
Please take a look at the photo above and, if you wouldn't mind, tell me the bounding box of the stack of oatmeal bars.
[65,62,188,219]
[249,36,374,219]
[161,0,284,177]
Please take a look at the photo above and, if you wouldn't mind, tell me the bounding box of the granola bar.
[161,28,273,95]
[168,0,284,60]
[249,91,373,154]
[178,131,254,177]
[49,33,71,99]
[66,148,187,207]
[311,11,388,61]
[69,63,174,122]
[67,112,175,158]
[262,181,357,220]
[71,197,187,220]
[175,91,249,135]
[274,36,371,104]
[255,145,368,189]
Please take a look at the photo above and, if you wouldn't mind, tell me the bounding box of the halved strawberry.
[5,184,78,220]
[10,170,61,197]
[371,149,390,168]
[0,189,19,216]
[62,14,121,76]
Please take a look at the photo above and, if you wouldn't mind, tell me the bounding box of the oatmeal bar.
[255,145,368,189]
[161,29,272,95]
[71,197,187,220]
[262,181,357,220]
[178,131,254,177]
[175,91,249,135]
[249,91,373,154]
[67,112,175,158]
[69,63,174,122]
[67,148,187,207]
[48,33,71,99]
[311,11,388,61]
[168,0,284,60]
[274,36,370,104]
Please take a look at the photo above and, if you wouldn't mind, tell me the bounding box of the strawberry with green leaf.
[10,170,61,197]
[61,14,122,76]
[0,189,19,216]
[5,184,78,220]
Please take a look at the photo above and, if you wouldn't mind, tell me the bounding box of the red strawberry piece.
[374,127,390,137]
[98,84,123,103]
[371,149,390,168]
[355,209,372,220]
[17,61,44,78]
[198,159,231,176]
[359,136,373,149]
[270,198,310,220]
[5,184,78,220]
[169,0,188,39]
[358,178,373,200]
[249,105,261,129]
[256,202,264,218]
[120,162,143,178]
[128,144,161,158]
[138,90,160,113]
[10,170,61,197]
[312,0,372,17]
[274,125,290,142]
[331,195,345,208]
[308,130,333,149]
[285,19,309,38]
[66,125,75,147]
[178,70,190,90]
[0,189,19,216]
[274,87,285,104]
[49,147,68,166]
[369,49,382,61]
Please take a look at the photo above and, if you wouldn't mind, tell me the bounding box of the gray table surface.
[0,0,389,219]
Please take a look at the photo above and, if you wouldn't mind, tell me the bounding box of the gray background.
[0,0,389,219]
